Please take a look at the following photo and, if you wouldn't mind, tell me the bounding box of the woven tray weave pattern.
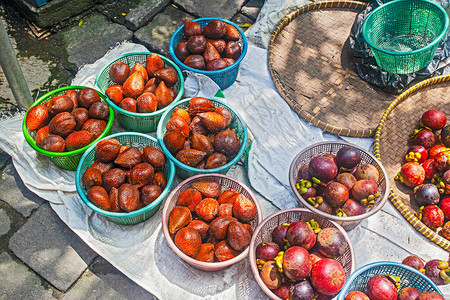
[374,75,450,250]
[269,0,394,137]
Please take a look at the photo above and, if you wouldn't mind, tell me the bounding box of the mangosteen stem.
[440,269,450,284]
[336,209,347,217]
[311,177,323,187]
[438,261,449,270]
[307,219,321,233]
[395,172,404,184]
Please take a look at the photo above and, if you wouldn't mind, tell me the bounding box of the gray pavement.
[0,0,263,298]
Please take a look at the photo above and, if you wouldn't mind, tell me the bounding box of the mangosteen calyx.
[307,219,321,234]
[385,274,401,289]
[274,251,284,273]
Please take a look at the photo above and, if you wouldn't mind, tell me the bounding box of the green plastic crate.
[22,86,114,171]
[362,0,449,74]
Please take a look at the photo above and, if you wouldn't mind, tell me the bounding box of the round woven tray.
[269,0,395,138]
[374,74,450,250]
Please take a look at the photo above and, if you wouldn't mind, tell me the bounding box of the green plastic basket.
[95,52,185,133]
[22,86,114,171]
[362,0,449,74]
[75,132,175,225]
[156,98,248,179]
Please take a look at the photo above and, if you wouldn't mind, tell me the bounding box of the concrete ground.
[0,0,263,298]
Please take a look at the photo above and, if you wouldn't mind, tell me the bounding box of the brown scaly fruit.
[175,149,207,167]
[48,112,76,138]
[155,81,173,109]
[130,62,149,83]
[78,88,101,109]
[123,72,144,99]
[154,66,178,88]
[146,53,164,77]
[48,95,74,116]
[81,119,107,140]
[26,104,49,131]
[87,186,111,211]
[95,138,121,163]
[65,130,94,151]
[109,61,130,84]
[114,146,143,169]
[38,134,65,152]
[197,112,226,132]
[163,131,186,155]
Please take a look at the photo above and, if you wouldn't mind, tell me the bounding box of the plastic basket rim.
[337,261,443,299]
[169,17,248,75]
[161,173,263,269]
[94,52,185,118]
[249,208,357,300]
[362,0,449,56]
[288,141,390,222]
[75,131,176,218]
[156,97,249,174]
[22,85,115,157]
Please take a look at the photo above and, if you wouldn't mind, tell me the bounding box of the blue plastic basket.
[156,97,248,179]
[169,18,248,90]
[337,261,443,299]
[95,52,185,133]
[75,132,175,225]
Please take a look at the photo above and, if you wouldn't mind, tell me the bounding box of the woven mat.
[374,75,450,250]
[269,0,394,138]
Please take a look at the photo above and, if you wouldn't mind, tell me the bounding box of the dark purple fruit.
[298,164,311,181]
[272,224,289,249]
[255,241,280,262]
[352,180,379,206]
[402,255,425,270]
[289,281,314,300]
[354,163,379,182]
[340,199,364,217]
[336,146,361,169]
[286,221,316,250]
[309,196,333,214]
[316,227,346,258]
[414,184,440,205]
[398,286,421,300]
[308,155,338,183]
[440,125,450,148]
[324,182,349,207]
[367,275,398,300]
[424,259,445,285]
[282,246,312,281]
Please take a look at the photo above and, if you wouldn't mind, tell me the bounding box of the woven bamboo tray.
[374,74,450,250]
[269,0,395,138]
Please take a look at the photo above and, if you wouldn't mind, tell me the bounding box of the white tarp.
[1,0,449,299]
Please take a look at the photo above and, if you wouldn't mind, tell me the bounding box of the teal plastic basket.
[95,52,185,133]
[337,262,442,299]
[362,0,449,74]
[156,98,248,179]
[75,132,175,225]
[22,86,114,171]
[169,18,248,90]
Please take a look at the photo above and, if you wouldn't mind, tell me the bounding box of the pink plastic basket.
[249,208,356,299]
[162,173,262,271]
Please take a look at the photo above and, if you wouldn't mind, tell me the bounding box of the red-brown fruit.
[421,205,444,230]
[191,180,222,198]
[87,186,110,211]
[175,39,190,62]
[140,184,161,205]
[88,102,110,121]
[197,112,227,132]
[207,39,226,54]
[48,112,76,138]
[146,53,164,77]
[195,198,219,222]
[95,138,121,163]
[214,240,240,262]
[65,130,94,151]
[81,119,107,139]
[109,61,130,84]
[78,88,101,109]
[130,62,148,83]
[421,110,447,131]
[128,163,154,188]
[64,89,79,108]
[194,243,214,262]
[174,227,201,257]
[109,187,120,212]
[183,20,202,37]
[232,194,257,222]
[345,291,370,300]
[142,146,166,170]
[35,126,50,145]
[163,131,186,155]
[114,146,142,169]
[119,97,137,113]
[400,162,425,188]
[82,167,102,189]
[26,104,49,131]
[187,35,207,54]
[366,275,397,300]
[38,135,65,152]
[283,246,312,281]
[48,95,74,116]
[123,72,144,99]
[154,66,178,88]
[118,184,140,212]
[176,188,202,212]
[223,41,242,60]
[71,107,89,130]
[203,20,226,39]
[168,206,192,234]
[166,116,189,137]
[105,85,123,105]
[183,55,206,70]
[136,92,158,113]
[102,168,126,192]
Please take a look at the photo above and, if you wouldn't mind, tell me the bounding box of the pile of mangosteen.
[395,109,450,238]
[296,145,381,218]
